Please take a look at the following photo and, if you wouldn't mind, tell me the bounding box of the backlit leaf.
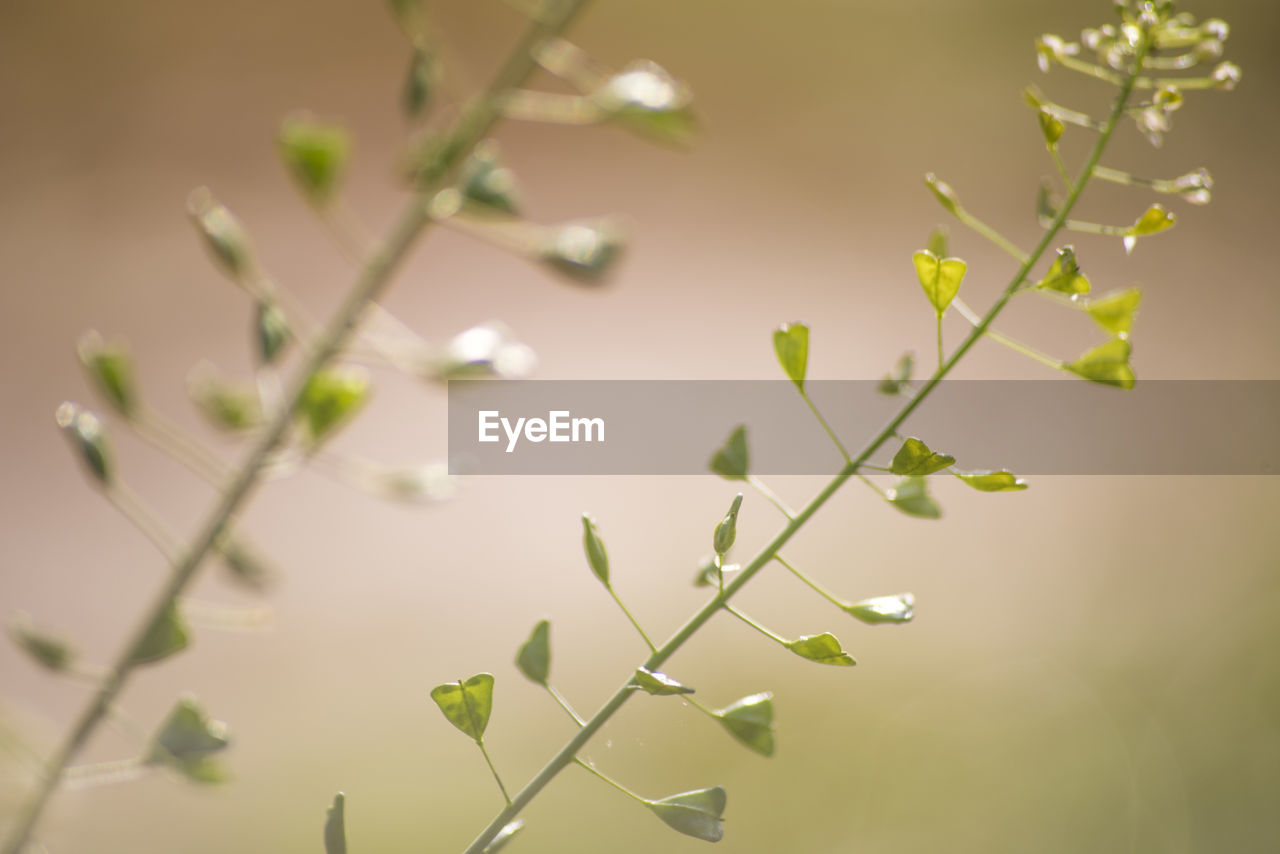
[877,351,915,396]
[430,673,495,741]
[713,493,743,557]
[772,323,809,391]
[145,695,229,784]
[845,593,916,625]
[648,786,727,842]
[1066,338,1135,389]
[1036,246,1091,296]
[890,437,955,476]
[923,173,961,216]
[955,469,1028,492]
[460,142,520,215]
[298,367,371,446]
[591,61,697,146]
[130,604,190,666]
[634,667,695,696]
[1038,108,1064,147]
[55,402,112,486]
[77,331,138,418]
[889,476,941,519]
[539,222,623,282]
[926,226,948,260]
[278,115,351,206]
[911,250,966,316]
[715,692,774,757]
[786,632,856,666]
[515,620,551,686]
[9,615,76,672]
[1086,288,1141,336]
[187,188,255,280]
[709,425,749,480]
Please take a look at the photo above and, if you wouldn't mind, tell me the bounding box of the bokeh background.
[2,1,1279,852]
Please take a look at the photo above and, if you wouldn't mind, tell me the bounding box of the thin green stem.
[0,6,591,852]
[722,605,790,647]
[935,314,944,374]
[476,740,512,806]
[953,208,1029,264]
[774,555,846,610]
[573,758,650,805]
[952,297,1065,370]
[747,475,793,519]
[132,408,234,485]
[607,586,657,653]
[1050,147,1073,189]
[683,695,721,721]
[457,31,1150,854]
[800,391,851,463]
[106,483,183,562]
[855,472,891,502]
[546,685,585,727]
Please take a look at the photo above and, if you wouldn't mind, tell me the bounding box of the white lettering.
[502,416,526,453]
[573,416,604,443]
[478,411,500,443]
[549,410,571,442]
[481,410,604,453]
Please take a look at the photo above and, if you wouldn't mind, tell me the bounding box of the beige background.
[2,1,1279,852]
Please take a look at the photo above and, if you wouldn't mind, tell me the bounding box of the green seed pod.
[77,331,138,418]
[582,514,610,585]
[187,187,255,281]
[55,402,112,486]
[713,493,743,557]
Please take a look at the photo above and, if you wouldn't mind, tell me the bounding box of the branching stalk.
[0,5,591,852]
[457,27,1151,854]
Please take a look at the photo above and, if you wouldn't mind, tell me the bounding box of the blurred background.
[2,0,1278,851]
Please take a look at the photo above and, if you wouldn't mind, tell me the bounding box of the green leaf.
[1066,338,1135,390]
[54,402,112,486]
[772,323,809,391]
[581,514,610,585]
[845,593,916,625]
[889,476,941,519]
[911,250,966,316]
[926,226,948,259]
[923,172,961,216]
[1036,246,1091,296]
[634,667,695,696]
[217,536,276,591]
[890,437,955,476]
[403,46,435,119]
[130,604,190,666]
[1037,108,1064,147]
[145,695,230,783]
[877,351,915,396]
[715,692,775,757]
[9,615,76,672]
[430,673,495,742]
[1086,288,1141,336]
[709,425,749,480]
[483,819,525,854]
[187,187,255,280]
[77,331,138,418]
[278,115,351,206]
[591,61,697,147]
[256,301,290,365]
[460,142,521,216]
[648,786,727,843]
[1123,204,1175,253]
[298,367,371,446]
[515,620,551,686]
[190,371,262,432]
[786,632,856,666]
[539,222,623,282]
[713,493,743,557]
[955,469,1028,492]
[325,793,347,854]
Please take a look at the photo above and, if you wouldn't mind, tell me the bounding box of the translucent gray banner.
[447,381,1280,475]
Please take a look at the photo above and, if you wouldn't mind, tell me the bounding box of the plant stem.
[0,5,591,852]
[545,685,585,727]
[747,475,793,519]
[774,555,846,610]
[800,392,851,463]
[607,586,657,653]
[573,758,650,805]
[457,29,1149,854]
[951,298,1065,370]
[722,605,790,647]
[476,740,512,806]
